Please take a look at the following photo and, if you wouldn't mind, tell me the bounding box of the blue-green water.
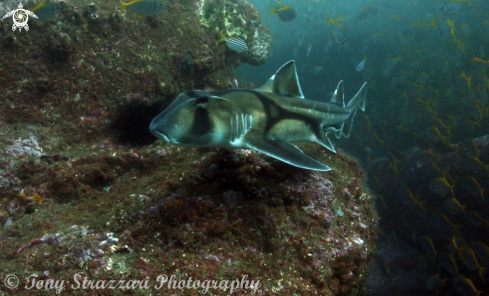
[238,0,489,295]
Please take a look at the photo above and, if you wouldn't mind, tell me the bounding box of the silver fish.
[441,1,468,15]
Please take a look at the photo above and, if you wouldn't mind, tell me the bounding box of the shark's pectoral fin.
[245,134,332,171]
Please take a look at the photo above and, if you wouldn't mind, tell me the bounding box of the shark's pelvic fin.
[245,133,332,171]
[317,131,337,153]
[342,82,368,138]
[256,60,305,99]
[330,80,346,139]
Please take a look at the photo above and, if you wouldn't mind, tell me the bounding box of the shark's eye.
[196,103,207,109]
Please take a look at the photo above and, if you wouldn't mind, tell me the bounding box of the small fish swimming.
[462,176,484,198]
[439,23,450,39]
[367,5,378,15]
[399,70,410,84]
[324,13,346,44]
[150,61,367,171]
[429,177,454,196]
[441,0,471,15]
[293,42,299,59]
[465,210,487,227]
[31,2,60,23]
[269,5,297,22]
[413,18,437,42]
[415,72,429,84]
[324,39,333,54]
[471,241,489,264]
[403,24,417,38]
[310,66,323,74]
[218,34,248,53]
[459,245,485,280]
[419,236,437,258]
[356,9,368,22]
[355,55,367,72]
[381,56,402,78]
[437,252,459,275]
[465,58,489,76]
[452,276,481,296]
[303,5,313,21]
[439,19,455,38]
[426,274,446,290]
[120,0,164,17]
[306,43,313,57]
[444,197,466,214]
[441,61,449,73]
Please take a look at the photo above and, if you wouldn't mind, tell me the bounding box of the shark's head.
[150,94,230,147]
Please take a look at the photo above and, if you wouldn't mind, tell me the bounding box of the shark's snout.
[149,119,170,142]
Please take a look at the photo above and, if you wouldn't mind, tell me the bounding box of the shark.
[150,60,367,171]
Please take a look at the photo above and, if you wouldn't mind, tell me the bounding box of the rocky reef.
[0,138,377,295]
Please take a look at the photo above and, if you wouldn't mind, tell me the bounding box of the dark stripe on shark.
[191,97,213,135]
[178,96,214,144]
[186,90,210,98]
[211,89,324,141]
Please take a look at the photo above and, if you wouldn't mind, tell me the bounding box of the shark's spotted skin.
[150,60,367,171]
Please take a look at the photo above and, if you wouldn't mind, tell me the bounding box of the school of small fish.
[254,0,488,294]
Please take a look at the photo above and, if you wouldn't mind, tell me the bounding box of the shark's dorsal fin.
[255,77,275,93]
[330,80,344,107]
[256,60,305,99]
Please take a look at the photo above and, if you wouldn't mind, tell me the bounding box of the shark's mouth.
[152,130,170,142]
[149,118,171,142]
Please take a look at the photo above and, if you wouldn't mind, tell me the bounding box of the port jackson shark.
[150,60,367,171]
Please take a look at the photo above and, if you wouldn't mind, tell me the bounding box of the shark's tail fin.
[340,82,367,138]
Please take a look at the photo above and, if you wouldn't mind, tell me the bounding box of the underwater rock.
[0,140,377,295]
[198,0,271,66]
[242,25,272,66]
[198,0,260,37]
[3,137,43,159]
[0,0,271,146]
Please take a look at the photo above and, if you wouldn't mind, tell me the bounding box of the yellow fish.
[120,0,164,17]
[31,2,60,23]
